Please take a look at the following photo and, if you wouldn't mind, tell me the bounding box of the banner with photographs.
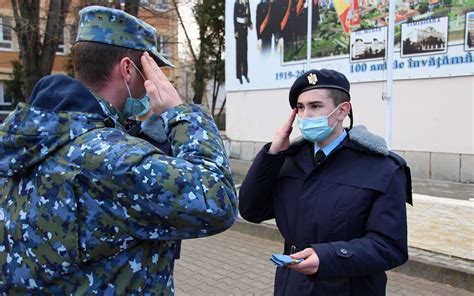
[225,0,474,92]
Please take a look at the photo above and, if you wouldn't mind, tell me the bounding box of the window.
[0,17,13,50]
[69,23,78,48]
[155,0,170,11]
[157,35,171,58]
[0,82,13,115]
[141,0,170,11]
[56,31,65,54]
[0,82,12,106]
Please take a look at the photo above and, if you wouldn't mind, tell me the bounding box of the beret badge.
[307,73,318,85]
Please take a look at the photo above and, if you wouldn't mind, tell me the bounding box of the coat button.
[340,248,348,255]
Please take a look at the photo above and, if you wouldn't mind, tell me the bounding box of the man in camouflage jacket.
[0,6,237,295]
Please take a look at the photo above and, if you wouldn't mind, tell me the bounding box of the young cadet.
[239,69,412,295]
[0,6,237,294]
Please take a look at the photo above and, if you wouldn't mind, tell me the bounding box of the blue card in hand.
[270,254,304,267]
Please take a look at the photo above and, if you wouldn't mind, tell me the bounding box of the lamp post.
[384,0,396,150]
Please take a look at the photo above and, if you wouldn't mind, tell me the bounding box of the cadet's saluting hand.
[268,108,297,154]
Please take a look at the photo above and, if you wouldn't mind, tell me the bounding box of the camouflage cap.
[76,5,174,67]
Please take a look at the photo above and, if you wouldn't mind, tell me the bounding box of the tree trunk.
[192,21,207,105]
[11,0,71,99]
[125,0,140,16]
[211,40,223,115]
[12,0,40,99]
[193,58,205,104]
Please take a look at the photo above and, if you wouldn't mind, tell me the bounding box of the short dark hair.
[72,42,143,88]
[326,88,350,107]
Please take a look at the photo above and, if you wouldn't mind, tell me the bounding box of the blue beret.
[76,6,174,67]
[289,69,350,108]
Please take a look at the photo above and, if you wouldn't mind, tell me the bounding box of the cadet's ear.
[337,101,351,121]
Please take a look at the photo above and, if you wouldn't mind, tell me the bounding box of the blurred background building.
[0,0,179,120]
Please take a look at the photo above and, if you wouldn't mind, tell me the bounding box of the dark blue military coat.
[239,129,411,295]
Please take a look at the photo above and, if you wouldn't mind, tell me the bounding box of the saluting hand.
[268,108,297,154]
[141,52,182,115]
[288,248,320,275]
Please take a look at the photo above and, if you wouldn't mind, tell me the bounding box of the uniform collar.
[89,90,126,126]
[88,91,143,136]
[314,129,347,157]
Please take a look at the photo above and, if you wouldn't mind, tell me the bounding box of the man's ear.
[337,102,351,121]
[119,57,133,82]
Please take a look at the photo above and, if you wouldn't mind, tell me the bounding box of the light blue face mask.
[123,60,151,119]
[297,105,341,143]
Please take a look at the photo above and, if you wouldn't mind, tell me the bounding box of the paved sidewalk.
[407,194,474,260]
[174,230,472,295]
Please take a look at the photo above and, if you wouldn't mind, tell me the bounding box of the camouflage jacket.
[0,75,237,295]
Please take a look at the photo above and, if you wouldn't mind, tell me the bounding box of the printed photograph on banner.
[310,0,360,60]
[255,0,278,56]
[233,0,253,85]
[350,27,387,62]
[465,12,474,51]
[225,1,474,91]
[281,0,312,63]
[401,17,448,58]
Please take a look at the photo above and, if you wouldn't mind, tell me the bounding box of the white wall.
[227,76,474,154]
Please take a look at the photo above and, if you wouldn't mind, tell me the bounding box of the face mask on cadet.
[122,60,151,119]
[296,103,344,143]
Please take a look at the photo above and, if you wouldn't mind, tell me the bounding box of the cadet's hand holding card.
[270,254,304,267]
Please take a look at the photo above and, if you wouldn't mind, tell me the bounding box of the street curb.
[393,252,474,292]
[231,219,474,292]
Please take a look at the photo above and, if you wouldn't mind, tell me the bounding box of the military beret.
[288,69,350,108]
[76,6,174,67]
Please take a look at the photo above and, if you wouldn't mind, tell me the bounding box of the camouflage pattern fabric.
[0,100,237,294]
[76,5,174,67]
[0,178,4,196]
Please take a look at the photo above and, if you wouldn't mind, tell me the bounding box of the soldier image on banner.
[312,0,320,38]
[256,0,273,53]
[234,0,253,84]
[256,0,283,54]
[281,0,320,61]
[282,0,308,47]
